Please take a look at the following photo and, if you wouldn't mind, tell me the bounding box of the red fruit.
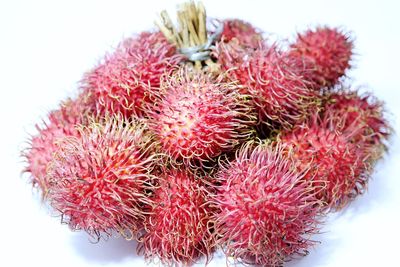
[221,19,262,48]
[213,141,321,266]
[279,111,371,210]
[23,96,91,195]
[138,168,214,265]
[250,46,320,128]
[147,67,256,166]
[290,27,353,88]
[82,31,183,118]
[251,45,320,128]
[215,43,319,129]
[212,39,254,94]
[324,89,391,161]
[46,117,157,239]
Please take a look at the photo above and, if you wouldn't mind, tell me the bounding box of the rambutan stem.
[155,1,221,71]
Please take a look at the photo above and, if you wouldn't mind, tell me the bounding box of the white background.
[1,0,400,266]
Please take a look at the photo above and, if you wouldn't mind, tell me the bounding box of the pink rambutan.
[138,168,214,265]
[214,42,319,129]
[279,111,371,210]
[220,19,262,49]
[46,116,158,239]
[213,140,322,266]
[147,66,256,167]
[20,2,395,265]
[248,46,320,128]
[82,31,183,118]
[289,27,353,89]
[23,95,92,195]
[323,89,391,161]
[214,42,320,129]
[212,39,254,94]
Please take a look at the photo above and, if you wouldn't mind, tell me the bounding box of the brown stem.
[155,1,221,72]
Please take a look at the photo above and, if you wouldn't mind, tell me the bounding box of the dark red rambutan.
[289,27,353,89]
[213,141,321,266]
[23,95,92,195]
[220,19,262,49]
[323,89,391,161]
[138,168,215,265]
[82,31,183,118]
[147,66,256,167]
[46,116,158,239]
[279,111,371,210]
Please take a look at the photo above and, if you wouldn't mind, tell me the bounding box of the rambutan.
[289,27,353,89]
[279,111,371,210]
[212,39,254,93]
[19,2,396,266]
[243,47,320,127]
[213,141,321,266]
[138,168,214,265]
[323,89,391,161]
[82,31,183,118]
[249,46,320,128]
[46,116,158,239]
[214,43,319,129]
[147,66,256,167]
[23,95,92,195]
[220,19,262,49]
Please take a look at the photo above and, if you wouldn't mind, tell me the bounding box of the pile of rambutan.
[22,1,392,266]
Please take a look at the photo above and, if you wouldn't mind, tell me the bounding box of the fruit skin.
[323,88,391,162]
[212,140,322,266]
[147,66,256,167]
[279,111,371,210]
[220,19,262,49]
[289,27,353,89]
[22,95,92,196]
[138,168,215,266]
[82,31,183,118]
[46,116,158,240]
